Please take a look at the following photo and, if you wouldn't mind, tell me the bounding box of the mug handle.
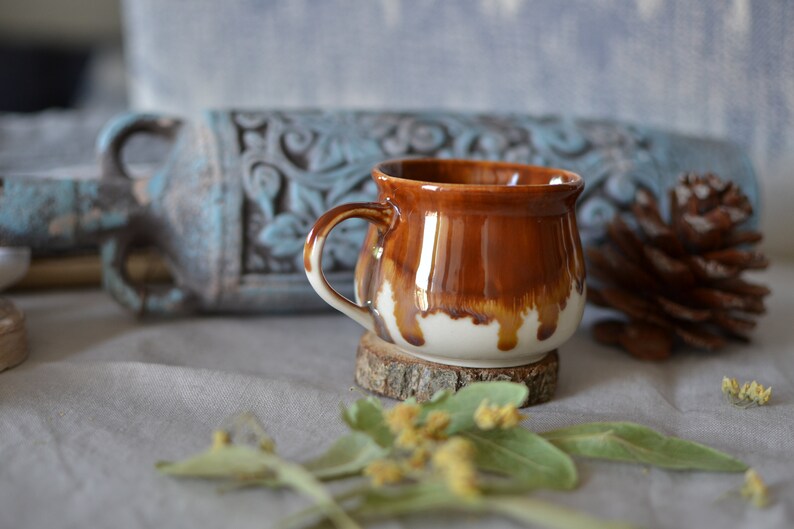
[304,202,395,331]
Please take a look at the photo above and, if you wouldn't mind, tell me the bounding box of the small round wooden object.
[355,332,558,408]
[0,298,28,373]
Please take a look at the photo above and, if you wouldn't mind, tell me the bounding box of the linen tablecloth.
[1,263,792,529]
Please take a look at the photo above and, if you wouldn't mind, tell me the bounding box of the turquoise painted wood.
[0,110,759,315]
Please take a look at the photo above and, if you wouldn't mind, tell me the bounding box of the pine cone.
[588,173,770,360]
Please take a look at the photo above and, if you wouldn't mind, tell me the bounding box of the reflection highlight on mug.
[414,212,439,312]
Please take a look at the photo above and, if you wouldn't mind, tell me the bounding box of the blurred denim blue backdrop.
[122,0,793,255]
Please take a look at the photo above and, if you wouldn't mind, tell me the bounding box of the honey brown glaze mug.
[304,158,586,368]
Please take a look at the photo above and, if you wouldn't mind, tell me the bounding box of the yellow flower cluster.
[722,377,772,408]
[432,437,479,498]
[407,446,431,470]
[385,402,421,433]
[424,411,453,440]
[364,459,404,486]
[365,401,481,498]
[211,430,231,451]
[473,400,525,430]
[738,381,772,405]
[741,468,771,508]
[385,403,451,449]
[721,377,740,396]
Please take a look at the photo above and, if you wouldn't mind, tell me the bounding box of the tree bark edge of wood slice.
[355,331,558,408]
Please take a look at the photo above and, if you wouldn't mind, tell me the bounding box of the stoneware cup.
[304,158,586,368]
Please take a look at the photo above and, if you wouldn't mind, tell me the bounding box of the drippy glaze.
[355,159,586,354]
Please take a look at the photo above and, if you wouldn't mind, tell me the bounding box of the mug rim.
[372,157,584,193]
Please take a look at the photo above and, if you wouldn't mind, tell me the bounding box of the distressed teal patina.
[0,110,759,315]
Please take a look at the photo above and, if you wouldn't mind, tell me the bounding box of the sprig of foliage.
[157,423,360,529]
[157,381,756,528]
[722,376,772,408]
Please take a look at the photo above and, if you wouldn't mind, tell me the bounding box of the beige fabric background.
[1,263,791,528]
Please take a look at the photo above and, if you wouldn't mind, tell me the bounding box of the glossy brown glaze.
[355,159,585,352]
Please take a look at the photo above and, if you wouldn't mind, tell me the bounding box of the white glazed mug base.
[378,334,552,368]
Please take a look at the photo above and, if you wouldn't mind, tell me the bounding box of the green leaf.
[156,444,275,480]
[541,422,747,472]
[272,456,362,529]
[486,496,638,529]
[428,389,454,404]
[351,484,636,529]
[463,428,578,490]
[341,397,394,447]
[303,432,388,480]
[276,486,370,529]
[354,482,470,517]
[421,382,529,434]
[158,445,361,529]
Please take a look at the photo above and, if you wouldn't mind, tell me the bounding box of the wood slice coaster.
[355,331,558,408]
[0,298,27,373]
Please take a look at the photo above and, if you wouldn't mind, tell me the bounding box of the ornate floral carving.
[234,111,661,275]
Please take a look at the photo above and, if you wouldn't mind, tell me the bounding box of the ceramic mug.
[304,158,586,368]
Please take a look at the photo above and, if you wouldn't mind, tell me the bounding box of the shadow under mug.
[304,158,586,368]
